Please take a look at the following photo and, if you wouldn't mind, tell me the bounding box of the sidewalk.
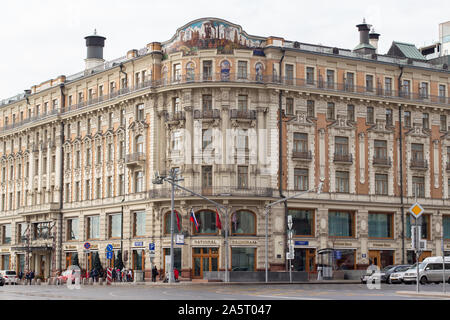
[396,291,450,299]
[107,279,362,286]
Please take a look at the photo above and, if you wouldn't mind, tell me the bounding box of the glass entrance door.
[293,248,316,272]
[192,248,219,279]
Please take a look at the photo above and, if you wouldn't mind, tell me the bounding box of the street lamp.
[264,180,323,283]
[152,170,230,282]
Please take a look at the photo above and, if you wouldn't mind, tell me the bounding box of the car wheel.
[420,276,428,285]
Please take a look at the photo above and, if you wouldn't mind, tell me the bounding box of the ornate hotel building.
[0,18,450,280]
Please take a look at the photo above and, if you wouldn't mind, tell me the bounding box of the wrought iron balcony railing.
[148,186,274,199]
[194,109,221,120]
[229,109,257,120]
[333,153,353,163]
[410,159,428,169]
[292,150,312,160]
[372,156,392,166]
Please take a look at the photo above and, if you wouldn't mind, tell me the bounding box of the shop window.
[328,211,354,237]
[87,216,100,239]
[368,212,393,238]
[193,210,217,235]
[132,249,145,271]
[231,210,256,235]
[444,216,450,240]
[164,211,182,235]
[335,249,356,270]
[231,248,255,271]
[288,209,314,237]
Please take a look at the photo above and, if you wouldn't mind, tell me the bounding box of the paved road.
[1,283,449,300]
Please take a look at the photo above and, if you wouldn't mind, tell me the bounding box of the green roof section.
[353,42,376,51]
[392,41,426,61]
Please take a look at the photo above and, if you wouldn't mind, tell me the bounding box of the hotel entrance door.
[192,248,219,279]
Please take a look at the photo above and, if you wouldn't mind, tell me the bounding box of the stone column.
[317,208,329,250]
[55,140,62,204]
[358,209,369,266]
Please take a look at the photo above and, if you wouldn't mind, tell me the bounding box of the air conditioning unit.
[419,240,427,251]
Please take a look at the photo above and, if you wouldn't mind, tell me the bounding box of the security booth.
[317,248,334,280]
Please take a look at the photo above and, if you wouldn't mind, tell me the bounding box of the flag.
[216,209,222,230]
[231,212,237,231]
[190,209,199,232]
[175,210,181,232]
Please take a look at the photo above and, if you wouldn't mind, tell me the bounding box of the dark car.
[384,265,412,284]
[0,276,5,286]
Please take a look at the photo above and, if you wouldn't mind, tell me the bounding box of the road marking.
[256,294,330,300]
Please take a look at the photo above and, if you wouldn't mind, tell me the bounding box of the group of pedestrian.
[24,270,35,285]
[110,268,133,282]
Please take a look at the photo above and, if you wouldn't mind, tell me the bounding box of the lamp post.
[264,181,323,283]
[152,170,230,282]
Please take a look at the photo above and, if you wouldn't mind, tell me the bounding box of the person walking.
[112,268,116,282]
[128,269,133,282]
[29,270,35,285]
[174,268,179,282]
[25,271,30,285]
[151,266,158,282]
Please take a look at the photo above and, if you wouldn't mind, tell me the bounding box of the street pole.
[443,228,446,294]
[169,171,175,284]
[416,220,420,293]
[264,181,323,283]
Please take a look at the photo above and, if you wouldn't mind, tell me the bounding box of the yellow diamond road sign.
[409,202,424,219]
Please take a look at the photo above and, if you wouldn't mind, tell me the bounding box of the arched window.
[186,62,195,82]
[164,211,182,234]
[193,210,216,234]
[220,60,230,81]
[135,135,144,154]
[231,210,256,235]
[255,63,264,82]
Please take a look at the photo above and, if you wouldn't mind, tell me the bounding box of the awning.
[11,246,53,252]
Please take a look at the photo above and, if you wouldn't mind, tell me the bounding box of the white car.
[0,270,18,285]
[389,264,415,284]
[403,256,450,284]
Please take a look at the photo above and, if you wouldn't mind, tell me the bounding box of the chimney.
[84,29,106,70]
[369,28,380,53]
[353,18,376,54]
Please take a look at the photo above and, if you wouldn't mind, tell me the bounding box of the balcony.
[372,156,392,167]
[333,153,353,164]
[292,150,312,161]
[165,111,185,123]
[410,159,428,170]
[125,152,145,167]
[229,109,257,120]
[194,109,221,120]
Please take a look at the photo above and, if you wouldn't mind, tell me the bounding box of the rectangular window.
[411,143,424,161]
[366,75,374,92]
[375,174,388,195]
[237,61,248,79]
[231,248,255,272]
[335,136,349,156]
[135,171,144,193]
[443,216,450,240]
[369,213,393,238]
[293,133,308,154]
[67,218,79,241]
[202,166,213,189]
[237,95,248,112]
[439,84,446,102]
[289,209,314,236]
[65,183,71,202]
[423,113,429,129]
[203,60,212,80]
[285,64,294,85]
[120,109,126,126]
[286,98,294,115]
[108,112,113,128]
[237,166,248,189]
[347,104,355,122]
[107,176,112,198]
[86,147,92,165]
[329,211,354,237]
[97,115,102,132]
[96,178,102,199]
[98,85,103,97]
[202,129,212,150]
[118,174,124,196]
[110,81,116,93]
[173,63,181,82]
[108,143,113,162]
[335,171,349,193]
[402,80,410,97]
[406,214,430,239]
[76,151,80,168]
[404,111,411,127]
[345,72,354,91]
[134,211,146,237]
[420,82,429,99]
[306,67,315,84]
[441,115,447,132]
[384,77,392,95]
[327,102,335,120]
[87,216,100,239]
[202,95,212,111]
[85,179,91,200]
[374,140,387,160]
[386,109,393,126]
[75,181,80,202]
[412,176,425,198]
[109,214,122,239]
[326,69,335,88]
[307,100,315,118]
[294,168,308,191]
[2,224,11,244]
[136,104,144,121]
[96,145,102,164]
[172,97,180,113]
[367,106,374,124]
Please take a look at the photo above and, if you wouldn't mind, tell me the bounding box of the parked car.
[0,276,5,286]
[0,270,18,285]
[361,265,394,284]
[57,269,81,284]
[387,265,413,284]
[403,256,450,284]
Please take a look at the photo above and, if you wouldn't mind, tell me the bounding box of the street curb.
[396,291,450,299]
[103,280,362,286]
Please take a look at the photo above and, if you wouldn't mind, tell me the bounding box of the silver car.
[403,257,450,284]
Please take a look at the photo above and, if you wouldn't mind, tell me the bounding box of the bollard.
[36,279,41,286]
[98,278,103,285]
[88,278,93,285]
[82,278,87,286]
[31,279,36,285]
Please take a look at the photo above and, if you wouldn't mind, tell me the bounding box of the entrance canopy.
[11,246,53,252]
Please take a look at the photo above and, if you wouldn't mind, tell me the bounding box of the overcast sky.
[1,0,448,99]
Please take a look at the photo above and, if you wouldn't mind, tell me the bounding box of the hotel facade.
[0,18,450,280]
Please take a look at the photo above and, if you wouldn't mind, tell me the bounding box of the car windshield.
[5,271,16,275]
[398,266,410,272]
[382,265,393,271]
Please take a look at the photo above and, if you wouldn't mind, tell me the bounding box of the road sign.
[176,234,185,245]
[286,252,294,260]
[106,251,113,260]
[84,242,91,250]
[335,250,342,260]
[106,244,113,252]
[409,202,424,219]
[287,215,293,230]
[149,243,155,251]
[295,241,309,246]
[149,250,155,258]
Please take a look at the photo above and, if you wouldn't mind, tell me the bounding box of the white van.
[403,256,450,284]
[0,270,18,285]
